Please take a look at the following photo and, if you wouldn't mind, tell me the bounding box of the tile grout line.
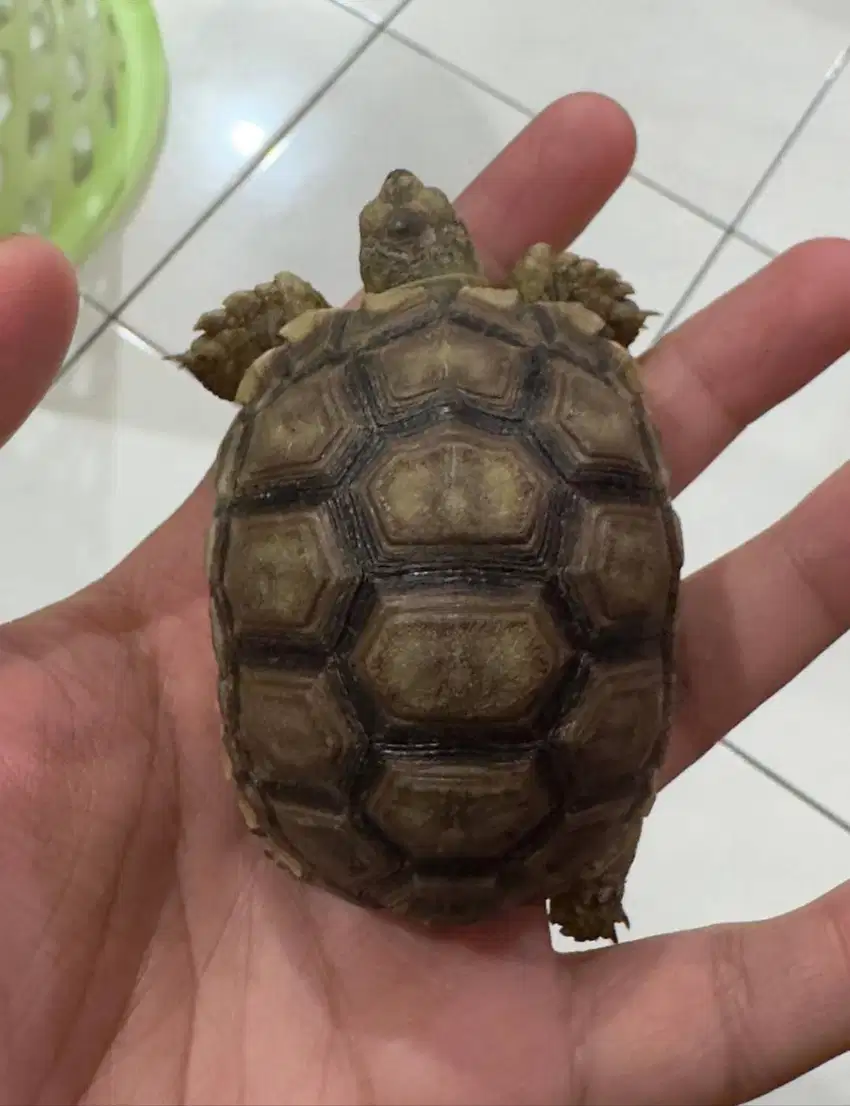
[387,25,538,118]
[67,7,415,371]
[72,17,830,366]
[726,44,850,234]
[325,0,412,29]
[724,740,850,837]
[628,170,729,234]
[384,25,750,237]
[730,229,777,260]
[85,18,391,355]
[387,24,850,341]
[325,0,385,26]
[81,6,789,362]
[657,44,850,339]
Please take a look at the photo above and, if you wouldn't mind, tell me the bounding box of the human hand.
[1,93,849,1106]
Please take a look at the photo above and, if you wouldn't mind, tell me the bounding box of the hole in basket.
[0,53,12,126]
[72,126,93,183]
[28,0,56,53]
[68,50,88,100]
[103,75,118,126]
[21,192,52,235]
[28,94,53,158]
[85,193,105,219]
[0,0,11,27]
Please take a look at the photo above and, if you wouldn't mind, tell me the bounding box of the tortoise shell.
[208,278,682,936]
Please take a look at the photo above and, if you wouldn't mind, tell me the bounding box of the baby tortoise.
[174,170,682,942]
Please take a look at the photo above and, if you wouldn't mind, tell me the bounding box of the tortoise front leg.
[510,244,655,349]
[170,272,329,403]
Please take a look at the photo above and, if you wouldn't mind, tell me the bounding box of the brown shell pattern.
[209,281,682,927]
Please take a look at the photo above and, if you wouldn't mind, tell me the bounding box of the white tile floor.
[3,2,850,1101]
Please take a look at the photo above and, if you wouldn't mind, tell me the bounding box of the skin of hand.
[1,93,850,1106]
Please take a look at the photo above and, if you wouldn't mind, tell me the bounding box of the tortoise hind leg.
[510,244,655,349]
[170,272,329,403]
[549,882,630,945]
[548,819,642,944]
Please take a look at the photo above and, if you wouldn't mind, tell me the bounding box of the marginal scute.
[350,588,570,725]
[237,792,260,831]
[537,300,606,337]
[560,501,674,633]
[236,668,361,796]
[223,507,359,644]
[235,364,368,492]
[456,284,521,310]
[553,656,665,797]
[520,795,635,893]
[360,424,551,554]
[535,358,650,476]
[382,872,501,925]
[279,306,339,345]
[214,408,251,499]
[235,346,289,406]
[362,284,430,315]
[264,837,306,880]
[268,802,402,889]
[365,755,552,859]
[345,284,439,349]
[606,337,644,394]
[451,283,541,346]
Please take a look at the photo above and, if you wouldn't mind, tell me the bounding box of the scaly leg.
[510,244,655,349]
[170,272,329,403]
[548,816,644,944]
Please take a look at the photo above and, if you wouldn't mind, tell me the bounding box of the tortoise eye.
[385,211,427,238]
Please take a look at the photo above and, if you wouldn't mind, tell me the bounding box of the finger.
[643,237,850,496]
[456,91,636,281]
[0,236,78,448]
[569,879,850,1106]
[662,461,850,783]
[127,93,638,607]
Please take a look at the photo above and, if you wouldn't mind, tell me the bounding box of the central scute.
[360,423,552,553]
[350,588,571,726]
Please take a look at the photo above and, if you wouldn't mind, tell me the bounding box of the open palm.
[2,94,850,1106]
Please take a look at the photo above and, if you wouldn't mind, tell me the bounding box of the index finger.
[457,91,636,281]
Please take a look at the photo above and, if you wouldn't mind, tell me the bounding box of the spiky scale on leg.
[511,243,656,349]
[169,271,329,403]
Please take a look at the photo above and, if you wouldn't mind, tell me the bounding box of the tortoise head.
[359,169,482,294]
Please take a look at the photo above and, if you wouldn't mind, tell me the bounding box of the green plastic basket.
[0,0,168,264]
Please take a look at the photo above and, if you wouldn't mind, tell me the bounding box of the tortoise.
[174,169,683,942]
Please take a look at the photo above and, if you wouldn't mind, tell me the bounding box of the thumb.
[0,236,79,448]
